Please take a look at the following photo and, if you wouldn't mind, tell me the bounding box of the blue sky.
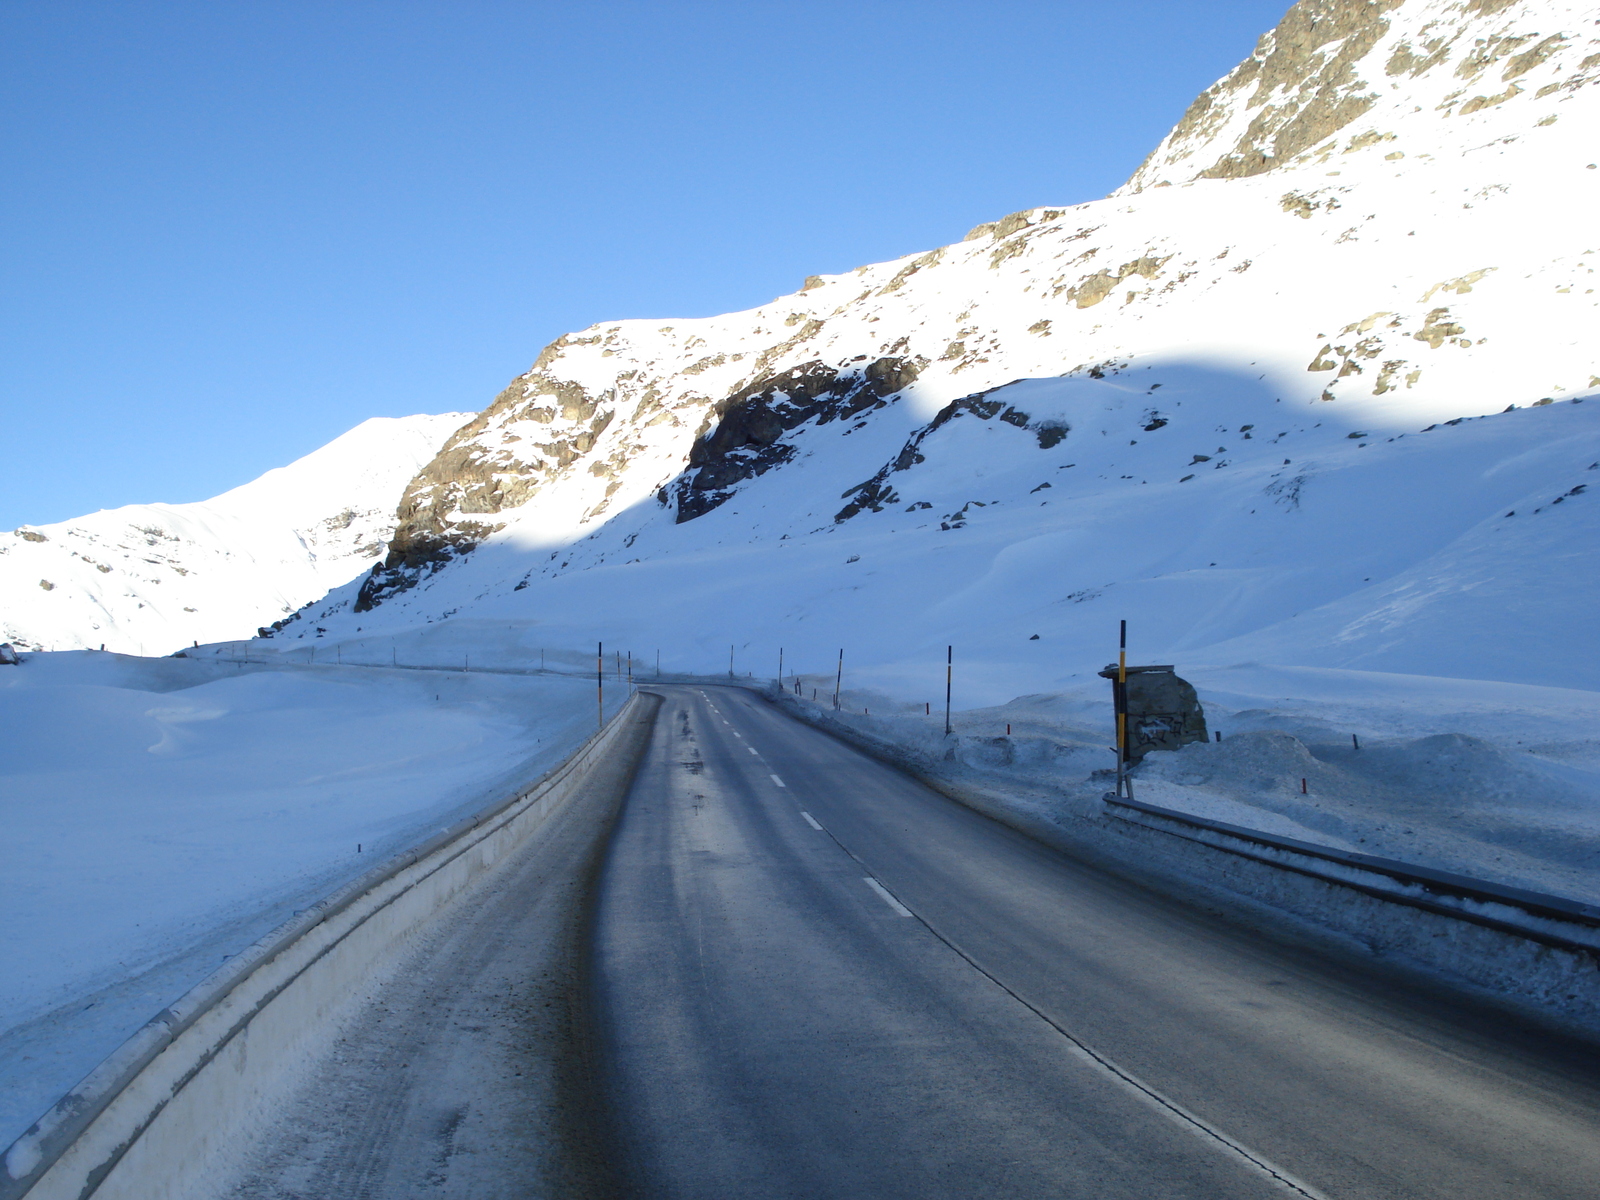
[1,1,1288,528]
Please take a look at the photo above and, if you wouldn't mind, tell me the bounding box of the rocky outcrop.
[1120,0,1594,191]
[1121,0,1401,188]
[835,388,1069,522]
[673,356,924,522]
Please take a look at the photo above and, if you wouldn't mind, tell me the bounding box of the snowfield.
[0,651,619,1150]
[0,413,469,657]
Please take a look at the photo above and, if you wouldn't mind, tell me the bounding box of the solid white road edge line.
[880,879,1331,1199]
[863,877,914,917]
[800,812,823,831]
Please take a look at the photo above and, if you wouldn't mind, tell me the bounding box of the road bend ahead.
[594,685,1600,1200]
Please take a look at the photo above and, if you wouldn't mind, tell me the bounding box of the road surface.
[222,699,656,1200]
[593,684,1600,1199]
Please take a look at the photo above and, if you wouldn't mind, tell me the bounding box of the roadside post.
[944,645,953,737]
[1115,622,1128,799]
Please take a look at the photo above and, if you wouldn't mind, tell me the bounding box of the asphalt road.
[222,699,656,1200]
[594,685,1600,1199]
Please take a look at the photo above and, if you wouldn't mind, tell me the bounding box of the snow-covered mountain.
[258,0,1600,695]
[0,414,469,655]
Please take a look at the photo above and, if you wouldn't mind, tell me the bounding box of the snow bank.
[776,661,1600,908]
[0,650,617,1150]
[767,665,1600,1030]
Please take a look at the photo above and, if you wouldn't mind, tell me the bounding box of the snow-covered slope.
[0,414,469,655]
[279,0,1598,701]
[0,651,617,1151]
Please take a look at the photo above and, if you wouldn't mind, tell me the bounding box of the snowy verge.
[0,650,624,1151]
[761,685,1600,1037]
[1,691,656,1200]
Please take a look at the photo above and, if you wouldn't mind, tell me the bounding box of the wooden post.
[729,644,735,678]
[597,641,604,731]
[778,646,784,689]
[834,649,843,710]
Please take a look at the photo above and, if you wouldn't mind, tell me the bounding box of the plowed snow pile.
[782,662,1600,906]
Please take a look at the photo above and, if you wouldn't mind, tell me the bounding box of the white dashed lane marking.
[800,811,823,831]
[864,877,913,917]
[770,774,786,788]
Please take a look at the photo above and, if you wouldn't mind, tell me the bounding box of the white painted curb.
[2,693,647,1200]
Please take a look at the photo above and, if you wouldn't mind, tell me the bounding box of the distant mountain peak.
[1120,0,1597,191]
[0,414,469,653]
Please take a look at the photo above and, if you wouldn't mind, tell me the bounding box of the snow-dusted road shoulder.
[0,651,620,1151]
[220,696,655,1200]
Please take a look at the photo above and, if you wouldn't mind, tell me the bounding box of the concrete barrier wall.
[3,693,650,1200]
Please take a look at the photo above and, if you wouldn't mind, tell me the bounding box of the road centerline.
[863,876,914,917]
[597,686,1600,1199]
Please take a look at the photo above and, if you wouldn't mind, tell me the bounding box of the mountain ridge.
[0,414,469,654]
[326,0,1597,648]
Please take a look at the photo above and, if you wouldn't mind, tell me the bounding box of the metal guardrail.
[1102,793,1600,960]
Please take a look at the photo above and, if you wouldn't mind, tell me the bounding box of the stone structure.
[1098,664,1210,760]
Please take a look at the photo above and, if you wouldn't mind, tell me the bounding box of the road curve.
[594,684,1600,1199]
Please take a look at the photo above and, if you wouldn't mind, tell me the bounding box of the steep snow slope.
[281,0,1598,699]
[0,414,469,655]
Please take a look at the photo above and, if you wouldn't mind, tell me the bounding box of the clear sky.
[1,1,1289,529]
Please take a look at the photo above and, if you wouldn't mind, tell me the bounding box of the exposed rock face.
[835,388,1068,522]
[675,356,923,522]
[380,366,613,566]
[1120,0,1595,191]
